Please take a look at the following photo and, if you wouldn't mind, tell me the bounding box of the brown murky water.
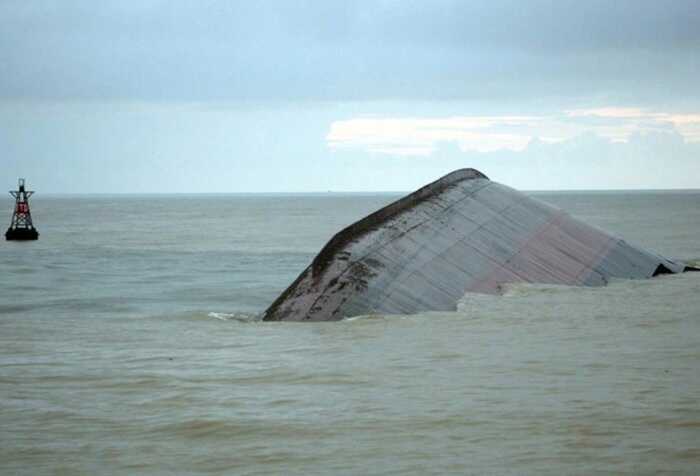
[2,191,699,475]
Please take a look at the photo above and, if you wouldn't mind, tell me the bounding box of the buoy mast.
[5,178,39,241]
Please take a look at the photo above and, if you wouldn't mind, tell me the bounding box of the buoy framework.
[5,178,39,241]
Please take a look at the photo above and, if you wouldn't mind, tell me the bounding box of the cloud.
[503,130,700,190]
[1,1,699,104]
[3,98,697,193]
[396,130,700,190]
[326,116,540,154]
[566,108,700,141]
[566,107,649,119]
[327,107,700,156]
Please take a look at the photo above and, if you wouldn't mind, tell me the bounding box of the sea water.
[1,191,699,475]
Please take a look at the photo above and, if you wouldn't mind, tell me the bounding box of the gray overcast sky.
[1,0,699,192]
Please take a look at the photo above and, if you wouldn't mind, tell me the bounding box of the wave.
[206,311,260,322]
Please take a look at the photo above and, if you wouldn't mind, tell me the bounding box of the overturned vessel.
[264,169,693,322]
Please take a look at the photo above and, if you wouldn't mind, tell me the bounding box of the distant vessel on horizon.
[5,178,39,241]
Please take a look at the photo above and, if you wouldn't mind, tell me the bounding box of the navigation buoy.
[5,178,39,241]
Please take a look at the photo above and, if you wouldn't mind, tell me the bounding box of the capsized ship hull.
[263,169,692,322]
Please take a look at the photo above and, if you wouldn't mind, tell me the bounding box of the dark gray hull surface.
[263,169,691,322]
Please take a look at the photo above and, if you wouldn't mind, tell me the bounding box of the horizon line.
[8,187,700,197]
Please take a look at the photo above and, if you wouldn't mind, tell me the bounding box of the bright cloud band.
[327,109,700,156]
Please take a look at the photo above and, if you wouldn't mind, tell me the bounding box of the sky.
[1,0,699,193]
